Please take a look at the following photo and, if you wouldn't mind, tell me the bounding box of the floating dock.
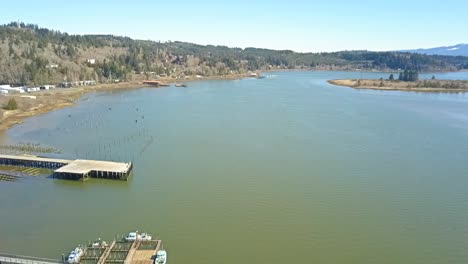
[0,235,162,264]
[142,80,170,87]
[80,234,162,264]
[0,154,133,181]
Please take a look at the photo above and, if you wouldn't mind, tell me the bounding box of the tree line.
[1,22,468,85]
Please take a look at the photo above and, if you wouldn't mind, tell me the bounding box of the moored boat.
[125,231,141,242]
[140,233,152,241]
[67,246,84,264]
[154,250,167,264]
[91,238,108,248]
[125,231,152,242]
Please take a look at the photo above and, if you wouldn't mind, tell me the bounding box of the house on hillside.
[86,59,96,65]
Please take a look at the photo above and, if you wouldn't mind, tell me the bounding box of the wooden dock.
[0,233,163,264]
[97,240,116,264]
[89,239,161,264]
[125,240,162,264]
[0,154,133,181]
[142,80,170,87]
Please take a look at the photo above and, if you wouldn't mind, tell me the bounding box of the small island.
[329,71,468,92]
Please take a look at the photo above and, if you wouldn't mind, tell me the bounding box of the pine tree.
[4,98,17,110]
[403,69,409,82]
[389,73,394,81]
[409,70,419,82]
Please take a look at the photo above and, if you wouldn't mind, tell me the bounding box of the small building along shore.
[0,84,56,94]
[0,84,25,93]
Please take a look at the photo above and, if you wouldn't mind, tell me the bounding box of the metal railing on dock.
[0,253,62,264]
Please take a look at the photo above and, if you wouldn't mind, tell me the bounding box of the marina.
[0,232,165,264]
[0,154,133,181]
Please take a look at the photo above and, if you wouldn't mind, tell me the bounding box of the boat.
[140,233,152,241]
[154,250,167,264]
[91,238,108,248]
[125,232,141,242]
[174,83,187,87]
[67,246,84,264]
[125,231,152,242]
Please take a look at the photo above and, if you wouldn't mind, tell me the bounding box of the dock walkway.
[0,253,62,264]
[0,237,162,264]
[0,154,133,181]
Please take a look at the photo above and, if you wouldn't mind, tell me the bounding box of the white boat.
[125,232,141,242]
[92,238,108,248]
[67,246,84,264]
[140,233,152,241]
[154,250,167,264]
[125,231,153,242]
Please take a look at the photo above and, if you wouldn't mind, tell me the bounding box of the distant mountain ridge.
[401,44,468,57]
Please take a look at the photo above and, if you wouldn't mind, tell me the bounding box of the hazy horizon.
[2,0,467,53]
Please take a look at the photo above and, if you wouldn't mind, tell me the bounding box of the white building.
[0,90,9,94]
[26,87,41,92]
[0,85,25,93]
[86,59,96,65]
[40,85,55,90]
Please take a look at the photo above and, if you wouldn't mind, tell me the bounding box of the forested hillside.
[1,22,468,85]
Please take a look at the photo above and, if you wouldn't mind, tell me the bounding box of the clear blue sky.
[1,0,467,52]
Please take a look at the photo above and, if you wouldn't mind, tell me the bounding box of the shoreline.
[327,79,468,93]
[2,71,467,133]
[0,73,253,133]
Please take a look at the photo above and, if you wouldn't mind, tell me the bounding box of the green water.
[1,71,468,263]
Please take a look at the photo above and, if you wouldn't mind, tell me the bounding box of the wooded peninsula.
[328,77,468,92]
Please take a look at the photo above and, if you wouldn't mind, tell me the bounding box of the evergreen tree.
[409,70,419,82]
[389,73,394,80]
[4,98,17,110]
[403,69,409,82]
[398,69,419,82]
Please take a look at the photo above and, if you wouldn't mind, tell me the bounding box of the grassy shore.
[0,73,252,132]
[328,79,468,92]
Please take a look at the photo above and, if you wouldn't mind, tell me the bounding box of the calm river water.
[1,71,468,264]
